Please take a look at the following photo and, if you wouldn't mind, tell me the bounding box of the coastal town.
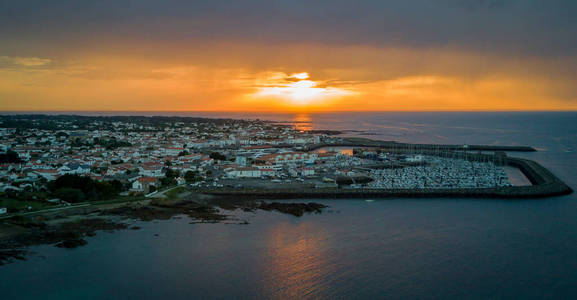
[0,115,517,214]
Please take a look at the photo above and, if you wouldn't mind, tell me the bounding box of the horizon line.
[1,109,577,114]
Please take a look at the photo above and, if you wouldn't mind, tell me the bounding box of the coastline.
[0,132,572,266]
[0,193,329,265]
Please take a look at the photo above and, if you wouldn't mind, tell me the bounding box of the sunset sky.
[1,0,576,111]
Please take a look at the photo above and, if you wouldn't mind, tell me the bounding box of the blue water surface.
[1,111,576,299]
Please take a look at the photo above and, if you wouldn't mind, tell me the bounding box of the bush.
[165,168,179,178]
[49,175,122,202]
[161,177,177,187]
[184,171,197,183]
[53,188,85,203]
[0,150,21,163]
[209,152,226,161]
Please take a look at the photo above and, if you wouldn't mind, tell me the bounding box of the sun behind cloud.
[290,72,310,80]
[252,72,355,106]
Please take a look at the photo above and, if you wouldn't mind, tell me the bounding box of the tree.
[95,181,122,199]
[160,177,177,187]
[165,168,179,178]
[0,150,21,163]
[56,131,69,138]
[49,174,122,202]
[209,152,226,160]
[53,188,85,203]
[93,138,132,149]
[184,170,197,183]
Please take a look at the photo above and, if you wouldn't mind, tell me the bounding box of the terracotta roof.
[138,177,159,183]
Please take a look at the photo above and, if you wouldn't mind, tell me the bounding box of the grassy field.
[0,198,54,213]
[0,194,148,217]
[165,186,187,199]
[90,195,147,205]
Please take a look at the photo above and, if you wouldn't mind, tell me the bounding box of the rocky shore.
[0,217,128,265]
[0,199,328,266]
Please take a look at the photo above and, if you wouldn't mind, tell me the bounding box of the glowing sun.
[254,72,353,104]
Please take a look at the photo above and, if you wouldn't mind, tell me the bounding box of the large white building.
[226,167,262,178]
[259,152,317,164]
[139,163,164,177]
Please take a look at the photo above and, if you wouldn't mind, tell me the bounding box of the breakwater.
[307,137,536,152]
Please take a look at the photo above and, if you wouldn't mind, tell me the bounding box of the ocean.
[1,111,576,299]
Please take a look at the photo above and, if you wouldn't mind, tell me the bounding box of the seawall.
[307,137,536,152]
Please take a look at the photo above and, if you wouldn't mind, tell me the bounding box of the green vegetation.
[209,152,226,161]
[160,178,177,187]
[93,137,132,149]
[165,186,187,199]
[49,175,123,203]
[165,169,179,178]
[53,188,86,203]
[0,150,21,163]
[1,190,48,202]
[89,195,146,206]
[184,170,198,183]
[160,169,179,187]
[0,198,52,213]
[56,131,69,138]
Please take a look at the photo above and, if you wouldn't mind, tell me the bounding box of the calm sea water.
[1,111,577,299]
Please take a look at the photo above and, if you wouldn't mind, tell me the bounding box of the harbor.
[195,150,573,199]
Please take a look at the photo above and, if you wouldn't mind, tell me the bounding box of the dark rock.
[55,239,87,248]
[0,249,28,265]
[258,202,328,217]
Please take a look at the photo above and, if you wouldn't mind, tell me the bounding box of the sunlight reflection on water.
[260,222,335,299]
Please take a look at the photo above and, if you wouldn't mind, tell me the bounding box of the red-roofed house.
[131,176,160,193]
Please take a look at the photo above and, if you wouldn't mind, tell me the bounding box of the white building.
[164,147,185,156]
[227,167,262,178]
[131,176,160,193]
[139,164,164,177]
[58,164,91,175]
[301,168,315,176]
[405,155,424,163]
[32,169,59,181]
[260,152,317,165]
[235,156,247,166]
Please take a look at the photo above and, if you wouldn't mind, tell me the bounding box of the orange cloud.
[0,43,576,111]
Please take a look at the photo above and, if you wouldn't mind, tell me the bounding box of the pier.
[305,137,537,152]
